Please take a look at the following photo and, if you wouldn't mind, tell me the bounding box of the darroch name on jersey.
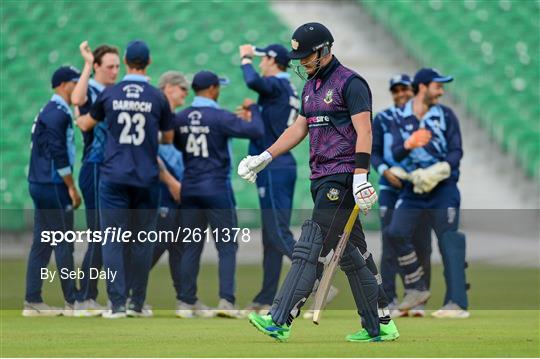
[112,100,153,112]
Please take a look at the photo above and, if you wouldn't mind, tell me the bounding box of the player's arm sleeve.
[47,113,71,176]
[159,95,175,132]
[219,105,264,139]
[390,123,410,162]
[371,114,387,175]
[241,63,276,96]
[171,114,184,151]
[344,77,372,116]
[444,108,463,170]
[298,88,306,117]
[89,90,106,122]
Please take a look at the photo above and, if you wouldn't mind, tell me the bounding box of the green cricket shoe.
[346,329,382,343]
[346,320,399,343]
[248,312,290,342]
[380,320,400,341]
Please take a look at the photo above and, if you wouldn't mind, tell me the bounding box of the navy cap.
[125,40,150,65]
[389,74,412,90]
[413,68,453,85]
[51,65,81,88]
[254,44,290,67]
[191,70,230,91]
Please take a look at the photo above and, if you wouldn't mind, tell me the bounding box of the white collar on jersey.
[123,74,149,82]
[274,71,291,79]
[50,94,73,117]
[402,99,443,121]
[89,78,106,92]
[192,96,220,109]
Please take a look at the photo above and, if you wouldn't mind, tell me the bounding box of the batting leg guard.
[439,231,468,309]
[362,250,390,310]
[270,220,323,326]
[340,244,380,337]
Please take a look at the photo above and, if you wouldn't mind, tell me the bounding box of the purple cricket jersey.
[302,62,371,179]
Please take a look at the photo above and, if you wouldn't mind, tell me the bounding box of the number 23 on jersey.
[117,111,146,145]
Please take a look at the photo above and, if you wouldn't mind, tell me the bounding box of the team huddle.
[24,22,468,343]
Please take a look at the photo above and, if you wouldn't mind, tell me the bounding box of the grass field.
[1,259,538,357]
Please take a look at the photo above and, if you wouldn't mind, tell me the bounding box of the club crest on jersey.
[326,188,340,201]
[323,89,333,104]
[188,110,202,125]
[291,39,299,50]
[304,95,309,103]
[123,84,144,99]
[405,124,414,131]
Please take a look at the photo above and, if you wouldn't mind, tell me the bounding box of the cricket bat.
[312,205,360,325]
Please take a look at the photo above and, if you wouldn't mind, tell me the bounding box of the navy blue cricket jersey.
[371,106,402,191]
[173,96,264,195]
[28,94,76,184]
[78,79,107,163]
[90,74,174,187]
[241,64,299,169]
[390,99,463,182]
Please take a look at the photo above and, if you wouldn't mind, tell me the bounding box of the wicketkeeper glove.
[410,161,451,194]
[237,151,272,183]
[388,166,410,181]
[352,173,378,215]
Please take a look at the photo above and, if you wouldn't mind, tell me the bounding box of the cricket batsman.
[238,22,399,342]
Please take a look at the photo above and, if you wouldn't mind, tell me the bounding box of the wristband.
[354,152,371,170]
[241,55,253,60]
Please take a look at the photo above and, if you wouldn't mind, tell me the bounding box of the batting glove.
[352,173,378,215]
[237,151,272,183]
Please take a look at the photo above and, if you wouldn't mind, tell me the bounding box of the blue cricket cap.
[254,44,290,67]
[191,70,229,91]
[389,73,412,90]
[413,68,453,85]
[51,65,80,88]
[125,40,150,65]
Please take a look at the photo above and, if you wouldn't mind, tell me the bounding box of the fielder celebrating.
[173,70,264,318]
[371,74,432,317]
[238,43,301,314]
[239,23,398,342]
[71,41,120,315]
[386,68,469,318]
[77,40,174,318]
[25,66,81,317]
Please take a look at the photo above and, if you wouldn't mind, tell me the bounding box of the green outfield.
[1,260,538,357]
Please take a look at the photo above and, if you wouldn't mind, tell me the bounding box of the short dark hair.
[412,82,430,95]
[125,59,148,70]
[92,45,119,67]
